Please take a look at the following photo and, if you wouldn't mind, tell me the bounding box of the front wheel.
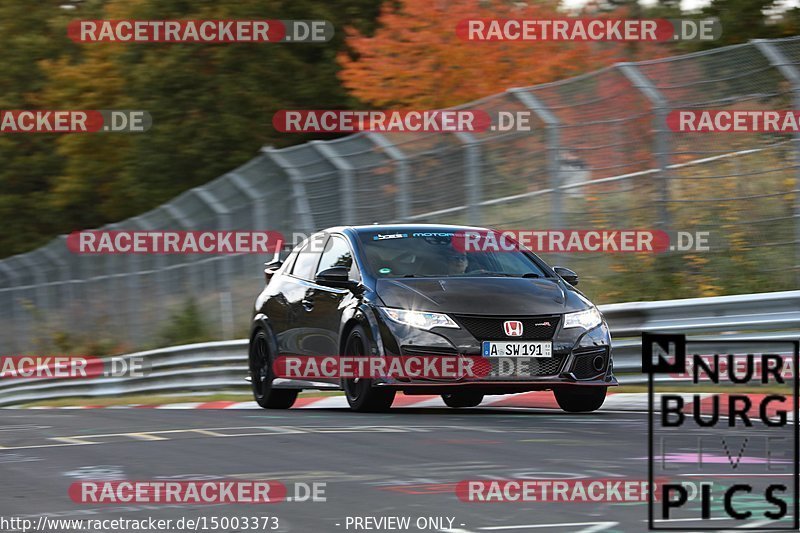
[250,329,299,409]
[553,386,607,413]
[442,392,484,408]
[342,326,395,412]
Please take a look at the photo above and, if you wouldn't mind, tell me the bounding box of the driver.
[447,252,468,275]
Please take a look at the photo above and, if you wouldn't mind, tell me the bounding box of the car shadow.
[318,407,617,416]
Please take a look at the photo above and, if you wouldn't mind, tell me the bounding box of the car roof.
[328,224,488,235]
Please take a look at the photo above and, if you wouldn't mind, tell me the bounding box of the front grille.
[571,347,608,379]
[453,314,560,340]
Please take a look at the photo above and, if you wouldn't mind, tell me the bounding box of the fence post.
[192,187,234,340]
[311,141,356,226]
[227,172,269,230]
[16,254,46,349]
[41,242,71,336]
[617,63,672,230]
[225,171,272,285]
[367,133,411,222]
[752,39,800,285]
[455,132,482,225]
[262,148,315,235]
[508,88,563,231]
[17,253,48,313]
[123,216,151,348]
[159,204,201,337]
[0,262,20,353]
[104,222,129,343]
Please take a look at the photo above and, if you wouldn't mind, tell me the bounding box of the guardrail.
[0,290,798,406]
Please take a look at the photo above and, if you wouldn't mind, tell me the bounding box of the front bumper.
[373,309,616,389]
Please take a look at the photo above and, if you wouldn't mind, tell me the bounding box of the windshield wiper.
[472,272,541,278]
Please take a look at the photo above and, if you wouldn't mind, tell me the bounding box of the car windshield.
[358,230,549,278]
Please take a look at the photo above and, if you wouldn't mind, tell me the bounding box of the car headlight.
[380,308,459,330]
[563,307,603,330]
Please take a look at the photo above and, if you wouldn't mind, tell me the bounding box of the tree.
[701,0,779,47]
[0,1,77,257]
[0,0,384,256]
[337,0,666,109]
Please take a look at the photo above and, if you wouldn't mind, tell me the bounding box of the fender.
[339,301,385,357]
[250,313,280,356]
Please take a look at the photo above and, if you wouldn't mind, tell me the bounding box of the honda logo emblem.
[503,320,523,337]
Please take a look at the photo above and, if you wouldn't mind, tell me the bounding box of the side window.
[317,236,354,277]
[291,236,325,280]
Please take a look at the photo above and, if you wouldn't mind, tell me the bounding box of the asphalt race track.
[0,404,657,533]
[0,403,791,532]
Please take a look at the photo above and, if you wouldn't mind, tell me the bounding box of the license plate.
[482,341,552,357]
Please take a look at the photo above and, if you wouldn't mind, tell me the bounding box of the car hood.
[375,277,591,315]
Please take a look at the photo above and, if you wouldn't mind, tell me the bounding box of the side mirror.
[264,259,283,283]
[554,266,579,286]
[315,266,355,288]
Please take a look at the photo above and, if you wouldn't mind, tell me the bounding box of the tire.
[249,329,299,409]
[442,391,484,408]
[553,386,607,413]
[341,325,395,412]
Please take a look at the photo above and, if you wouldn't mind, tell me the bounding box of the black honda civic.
[249,224,616,412]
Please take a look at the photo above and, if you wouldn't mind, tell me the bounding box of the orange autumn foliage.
[338,0,666,109]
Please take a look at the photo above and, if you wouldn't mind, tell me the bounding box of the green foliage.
[157,297,213,347]
[0,0,384,258]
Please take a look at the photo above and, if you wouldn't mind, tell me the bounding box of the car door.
[307,234,359,357]
[281,235,326,357]
[262,248,298,351]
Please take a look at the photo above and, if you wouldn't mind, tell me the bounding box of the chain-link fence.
[2,37,799,356]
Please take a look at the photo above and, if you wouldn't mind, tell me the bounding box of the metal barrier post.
[617,63,672,230]
[192,187,235,340]
[41,240,71,337]
[0,263,20,353]
[367,133,411,222]
[311,141,356,226]
[455,132,482,225]
[227,172,270,230]
[508,88,564,231]
[262,148,316,235]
